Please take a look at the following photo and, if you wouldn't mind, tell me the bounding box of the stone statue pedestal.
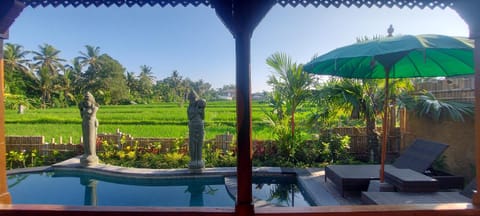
[189,160,205,171]
[80,154,99,167]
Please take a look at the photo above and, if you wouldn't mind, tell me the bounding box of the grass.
[5,101,277,142]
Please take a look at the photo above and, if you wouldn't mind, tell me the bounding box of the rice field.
[5,101,276,142]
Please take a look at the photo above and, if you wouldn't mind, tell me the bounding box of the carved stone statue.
[79,92,99,167]
[187,90,206,170]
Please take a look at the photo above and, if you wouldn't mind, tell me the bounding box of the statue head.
[188,90,198,103]
[84,92,97,105]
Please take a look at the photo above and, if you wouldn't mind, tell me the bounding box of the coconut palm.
[31,44,66,77]
[57,65,79,106]
[3,43,34,94]
[266,52,314,139]
[4,43,30,75]
[126,71,138,96]
[34,66,56,108]
[76,45,103,93]
[76,45,102,78]
[138,65,155,98]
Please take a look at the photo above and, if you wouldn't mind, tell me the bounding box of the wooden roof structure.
[16,0,456,8]
[1,0,480,215]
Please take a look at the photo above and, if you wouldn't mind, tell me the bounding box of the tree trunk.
[290,107,295,155]
[291,108,295,139]
[366,114,380,163]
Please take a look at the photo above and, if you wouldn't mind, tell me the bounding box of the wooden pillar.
[234,29,253,216]
[213,0,274,215]
[474,38,480,206]
[0,0,24,205]
[0,36,11,204]
[453,0,480,206]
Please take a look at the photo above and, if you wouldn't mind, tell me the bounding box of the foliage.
[402,91,474,122]
[317,132,352,164]
[98,137,190,169]
[4,94,40,110]
[432,155,448,171]
[203,143,236,167]
[266,52,314,139]
[3,42,238,108]
[312,78,384,162]
[6,149,77,170]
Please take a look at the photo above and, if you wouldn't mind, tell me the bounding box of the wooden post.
[234,29,254,216]
[472,37,480,206]
[453,0,480,205]
[380,69,390,183]
[0,0,24,204]
[0,37,11,204]
[213,0,274,214]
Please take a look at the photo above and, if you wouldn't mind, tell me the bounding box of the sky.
[7,4,469,93]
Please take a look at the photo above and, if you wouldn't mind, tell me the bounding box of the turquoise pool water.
[7,171,312,207]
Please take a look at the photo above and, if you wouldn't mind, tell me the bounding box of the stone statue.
[187,90,206,170]
[79,92,99,167]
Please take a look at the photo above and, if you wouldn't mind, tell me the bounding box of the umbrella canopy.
[304,34,475,183]
[304,34,474,78]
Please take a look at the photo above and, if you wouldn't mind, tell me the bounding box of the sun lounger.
[361,179,476,205]
[325,139,449,195]
[384,167,439,192]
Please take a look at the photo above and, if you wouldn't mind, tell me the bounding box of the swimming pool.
[7,170,313,207]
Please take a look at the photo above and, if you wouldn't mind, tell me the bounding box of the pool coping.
[7,156,342,206]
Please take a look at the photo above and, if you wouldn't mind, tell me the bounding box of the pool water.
[7,171,312,207]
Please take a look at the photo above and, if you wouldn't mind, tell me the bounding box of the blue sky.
[8,5,468,92]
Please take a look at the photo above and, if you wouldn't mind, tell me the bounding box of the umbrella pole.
[380,69,390,183]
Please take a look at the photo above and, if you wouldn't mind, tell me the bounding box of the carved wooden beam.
[0,0,25,36]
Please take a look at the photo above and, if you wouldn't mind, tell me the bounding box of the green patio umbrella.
[304,34,474,182]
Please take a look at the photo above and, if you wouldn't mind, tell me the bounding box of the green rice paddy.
[5,101,276,142]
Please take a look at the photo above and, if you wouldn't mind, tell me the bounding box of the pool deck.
[7,156,362,206]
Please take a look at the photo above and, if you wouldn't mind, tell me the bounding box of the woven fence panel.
[415,77,475,103]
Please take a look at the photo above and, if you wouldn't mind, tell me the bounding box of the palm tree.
[3,43,34,94]
[31,44,66,77]
[76,45,102,77]
[404,91,474,122]
[4,43,30,75]
[57,65,79,106]
[76,45,103,93]
[315,78,383,162]
[139,65,155,81]
[126,71,138,96]
[34,66,55,108]
[266,52,313,139]
[138,65,155,98]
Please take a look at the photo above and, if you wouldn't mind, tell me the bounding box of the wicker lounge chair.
[384,167,439,192]
[361,179,476,204]
[324,139,449,196]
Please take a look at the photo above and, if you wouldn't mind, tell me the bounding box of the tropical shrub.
[318,132,351,164]
[6,149,76,169]
[204,143,236,167]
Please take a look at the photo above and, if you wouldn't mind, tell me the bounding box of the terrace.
[1,0,480,216]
